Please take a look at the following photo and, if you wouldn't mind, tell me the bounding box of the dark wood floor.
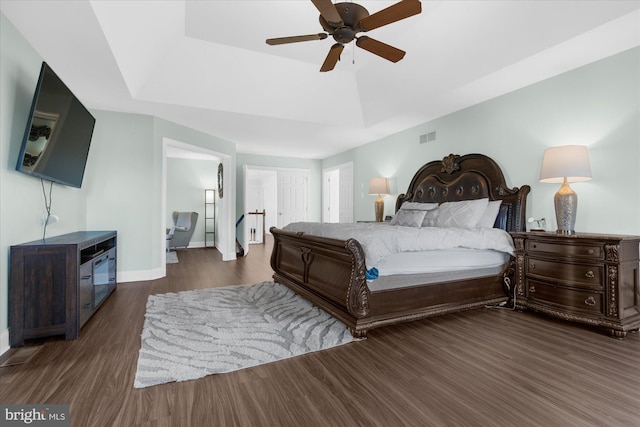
[1,237,639,426]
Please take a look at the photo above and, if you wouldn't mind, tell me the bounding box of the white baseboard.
[0,328,9,358]
[112,244,222,283]
[118,267,165,283]
[168,241,205,249]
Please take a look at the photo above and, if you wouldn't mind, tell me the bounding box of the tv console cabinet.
[10,231,117,347]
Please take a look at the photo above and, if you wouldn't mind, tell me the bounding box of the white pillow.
[421,209,440,227]
[389,209,427,227]
[477,200,503,228]
[434,198,489,228]
[399,202,439,211]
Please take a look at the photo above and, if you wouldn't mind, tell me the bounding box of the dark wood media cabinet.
[10,231,117,347]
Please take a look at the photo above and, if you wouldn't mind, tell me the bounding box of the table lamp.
[539,145,592,235]
[369,177,390,222]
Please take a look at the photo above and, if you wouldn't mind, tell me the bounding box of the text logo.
[1,405,69,426]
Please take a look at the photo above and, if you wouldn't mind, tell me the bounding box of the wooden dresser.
[511,231,640,338]
[10,231,117,347]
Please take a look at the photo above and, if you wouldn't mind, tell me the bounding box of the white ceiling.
[2,1,638,159]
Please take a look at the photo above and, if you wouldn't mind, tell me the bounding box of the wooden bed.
[270,153,530,338]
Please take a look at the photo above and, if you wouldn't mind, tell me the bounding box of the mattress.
[376,248,509,276]
[368,248,510,292]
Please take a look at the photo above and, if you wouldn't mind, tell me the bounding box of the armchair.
[167,211,198,250]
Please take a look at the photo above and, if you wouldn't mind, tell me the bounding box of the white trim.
[221,155,236,261]
[0,328,10,358]
[242,164,250,256]
[323,161,354,173]
[162,138,235,273]
[247,165,311,173]
[160,142,169,278]
[322,161,354,223]
[168,241,221,250]
[183,241,206,248]
[117,268,165,283]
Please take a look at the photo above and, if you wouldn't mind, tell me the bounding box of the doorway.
[243,166,310,254]
[245,169,277,245]
[162,138,234,275]
[322,162,354,223]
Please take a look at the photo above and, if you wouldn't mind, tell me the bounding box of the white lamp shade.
[539,145,592,183]
[369,177,390,195]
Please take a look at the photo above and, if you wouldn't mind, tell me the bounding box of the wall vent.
[419,131,436,144]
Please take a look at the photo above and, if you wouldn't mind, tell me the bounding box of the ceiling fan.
[265,0,422,72]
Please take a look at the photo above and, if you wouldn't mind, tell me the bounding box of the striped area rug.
[134,281,353,388]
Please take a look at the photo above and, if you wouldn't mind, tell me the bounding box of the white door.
[323,169,340,223]
[323,162,353,223]
[338,163,353,223]
[277,170,309,228]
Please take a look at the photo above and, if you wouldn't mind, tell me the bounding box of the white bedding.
[282,222,514,269]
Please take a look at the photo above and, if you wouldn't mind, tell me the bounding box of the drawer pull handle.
[584,296,596,306]
[529,286,536,293]
[587,249,594,255]
[585,270,595,279]
[530,263,536,270]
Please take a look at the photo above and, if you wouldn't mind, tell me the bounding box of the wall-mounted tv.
[15,62,96,189]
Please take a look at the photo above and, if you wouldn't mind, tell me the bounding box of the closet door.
[338,163,353,223]
[277,170,309,228]
[323,162,353,224]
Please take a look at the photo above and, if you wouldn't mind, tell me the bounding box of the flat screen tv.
[15,62,96,189]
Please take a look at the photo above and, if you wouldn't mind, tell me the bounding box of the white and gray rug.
[134,281,353,388]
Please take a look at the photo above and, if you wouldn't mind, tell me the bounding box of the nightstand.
[511,231,640,338]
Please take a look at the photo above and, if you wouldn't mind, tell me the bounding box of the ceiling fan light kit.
[266,0,422,72]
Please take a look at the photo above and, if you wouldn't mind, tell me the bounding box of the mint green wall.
[324,47,640,235]
[84,112,236,277]
[166,157,217,247]
[0,13,92,343]
[84,111,155,272]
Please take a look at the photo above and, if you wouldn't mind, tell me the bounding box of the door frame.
[322,161,354,223]
[162,138,235,275]
[322,168,340,223]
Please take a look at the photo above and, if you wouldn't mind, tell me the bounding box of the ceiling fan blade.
[266,33,328,45]
[311,0,343,27]
[359,0,422,32]
[356,36,405,63]
[320,43,344,72]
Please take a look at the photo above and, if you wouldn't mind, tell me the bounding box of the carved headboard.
[395,153,530,232]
